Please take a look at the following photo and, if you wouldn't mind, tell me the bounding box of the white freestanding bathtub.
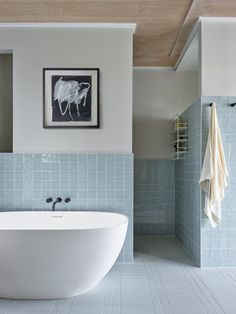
[0,211,128,299]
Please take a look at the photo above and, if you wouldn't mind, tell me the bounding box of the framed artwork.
[43,68,99,128]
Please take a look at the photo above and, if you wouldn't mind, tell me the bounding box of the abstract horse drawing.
[54,77,91,121]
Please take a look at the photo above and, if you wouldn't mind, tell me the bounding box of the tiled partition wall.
[134,159,175,236]
[175,99,202,266]
[0,153,133,262]
[201,96,236,267]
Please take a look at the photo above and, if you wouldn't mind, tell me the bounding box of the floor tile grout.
[192,269,226,314]
[0,237,236,314]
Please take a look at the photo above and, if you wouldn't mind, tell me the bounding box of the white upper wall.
[0,24,134,152]
[176,32,199,72]
[201,18,236,96]
[177,17,236,96]
[133,68,199,159]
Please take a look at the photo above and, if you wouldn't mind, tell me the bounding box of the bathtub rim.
[0,211,129,231]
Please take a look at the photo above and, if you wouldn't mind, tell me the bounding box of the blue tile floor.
[0,237,236,314]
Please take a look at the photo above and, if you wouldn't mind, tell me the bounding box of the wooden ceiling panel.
[134,33,177,57]
[0,1,189,19]
[1,0,236,66]
[0,0,192,66]
[134,56,176,67]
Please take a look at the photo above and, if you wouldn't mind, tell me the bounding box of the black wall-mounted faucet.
[46,197,70,211]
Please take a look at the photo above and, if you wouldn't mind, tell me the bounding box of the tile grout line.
[192,269,226,314]
[183,268,218,313]
[219,268,236,286]
[49,300,58,314]
[4,300,17,314]
[144,261,164,314]
[150,262,174,313]
[57,299,66,314]
[65,297,75,314]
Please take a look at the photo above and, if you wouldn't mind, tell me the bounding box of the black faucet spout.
[52,197,62,211]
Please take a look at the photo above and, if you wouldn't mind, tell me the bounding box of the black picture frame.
[43,68,100,128]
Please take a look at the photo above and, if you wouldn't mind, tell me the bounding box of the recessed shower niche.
[0,53,12,153]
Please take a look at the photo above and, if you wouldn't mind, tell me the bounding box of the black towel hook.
[209,102,236,107]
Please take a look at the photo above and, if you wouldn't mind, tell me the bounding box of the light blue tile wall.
[0,153,133,262]
[201,96,236,267]
[134,159,175,236]
[175,99,202,266]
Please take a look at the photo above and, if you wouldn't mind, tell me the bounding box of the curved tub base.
[0,211,128,299]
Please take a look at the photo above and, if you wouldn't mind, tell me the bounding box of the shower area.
[134,18,236,267]
[134,96,236,268]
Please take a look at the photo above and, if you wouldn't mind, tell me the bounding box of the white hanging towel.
[199,103,228,228]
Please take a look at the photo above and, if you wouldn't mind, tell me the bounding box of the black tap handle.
[56,197,62,203]
[46,198,53,203]
[65,198,71,203]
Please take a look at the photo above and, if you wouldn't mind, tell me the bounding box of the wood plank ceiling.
[0,0,236,67]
